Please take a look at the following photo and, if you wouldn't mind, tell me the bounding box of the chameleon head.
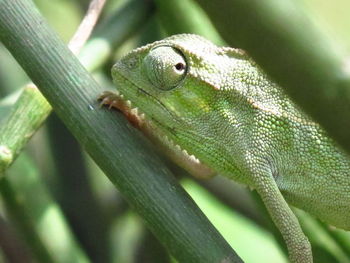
[111,34,248,177]
[112,35,220,124]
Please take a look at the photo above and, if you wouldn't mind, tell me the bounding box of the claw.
[98,91,121,110]
[98,90,147,130]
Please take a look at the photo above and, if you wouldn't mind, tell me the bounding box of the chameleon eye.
[143,46,187,90]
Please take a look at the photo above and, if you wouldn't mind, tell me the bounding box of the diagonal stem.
[0,0,242,262]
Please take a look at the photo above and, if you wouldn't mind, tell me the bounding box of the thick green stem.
[0,1,151,262]
[0,0,242,262]
[0,0,153,173]
[194,0,350,153]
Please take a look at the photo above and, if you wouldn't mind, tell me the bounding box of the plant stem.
[0,0,242,262]
[68,0,106,55]
[0,85,51,174]
[0,0,153,172]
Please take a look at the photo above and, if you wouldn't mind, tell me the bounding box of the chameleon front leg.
[253,172,312,263]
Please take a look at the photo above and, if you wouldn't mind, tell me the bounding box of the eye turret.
[143,46,187,90]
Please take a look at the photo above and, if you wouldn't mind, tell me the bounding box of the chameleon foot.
[98,90,123,109]
[98,90,146,129]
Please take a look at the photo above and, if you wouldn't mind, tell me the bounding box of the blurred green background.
[0,0,350,262]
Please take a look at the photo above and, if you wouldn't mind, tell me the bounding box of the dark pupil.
[175,63,185,71]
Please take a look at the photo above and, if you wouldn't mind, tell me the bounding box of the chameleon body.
[100,34,350,263]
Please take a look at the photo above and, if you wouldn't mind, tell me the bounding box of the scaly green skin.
[105,34,350,263]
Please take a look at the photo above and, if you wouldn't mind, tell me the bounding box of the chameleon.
[99,34,350,263]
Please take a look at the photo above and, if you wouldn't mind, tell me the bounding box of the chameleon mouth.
[99,88,206,172]
[161,131,202,165]
[112,68,182,123]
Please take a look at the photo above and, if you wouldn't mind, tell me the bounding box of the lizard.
[99,34,350,263]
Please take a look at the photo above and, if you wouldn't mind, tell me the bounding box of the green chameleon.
[100,34,350,263]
